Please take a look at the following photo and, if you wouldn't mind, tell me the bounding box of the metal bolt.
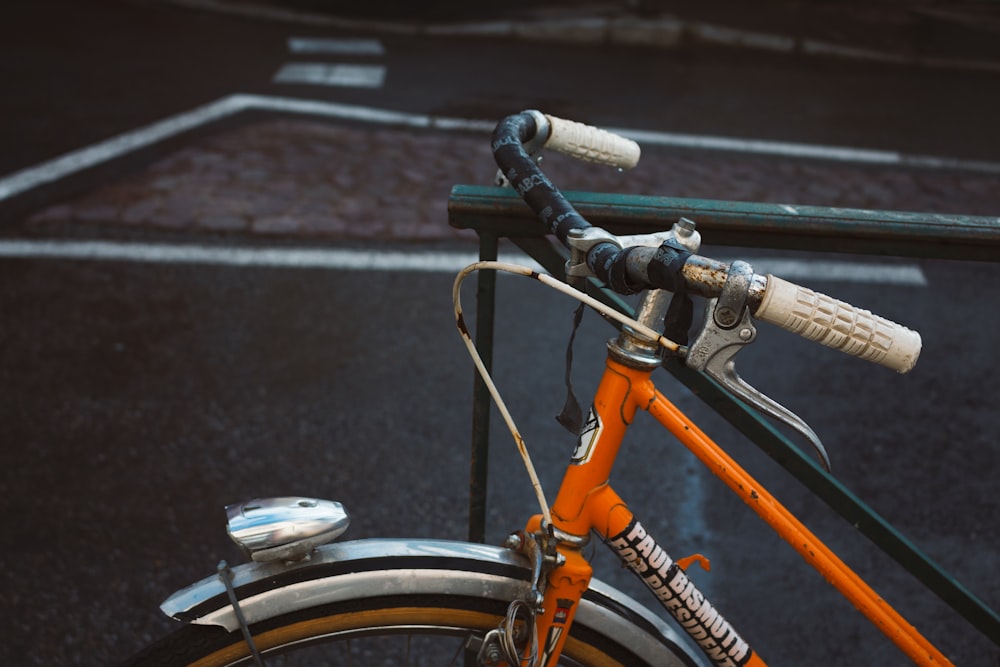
[715,307,738,327]
[739,328,753,341]
[674,217,697,238]
[483,644,502,663]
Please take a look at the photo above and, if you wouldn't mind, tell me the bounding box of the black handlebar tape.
[586,243,645,294]
[491,113,591,244]
[586,241,693,294]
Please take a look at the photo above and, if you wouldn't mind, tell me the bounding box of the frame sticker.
[609,518,753,667]
[570,407,602,465]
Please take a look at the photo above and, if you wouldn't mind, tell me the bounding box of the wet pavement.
[2,2,999,666]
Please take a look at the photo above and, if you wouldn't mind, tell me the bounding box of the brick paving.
[24,116,1000,242]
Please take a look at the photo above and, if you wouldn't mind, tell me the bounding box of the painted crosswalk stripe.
[0,240,928,286]
[0,240,538,272]
[273,63,386,88]
[288,37,384,55]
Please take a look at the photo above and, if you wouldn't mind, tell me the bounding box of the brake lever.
[683,262,832,473]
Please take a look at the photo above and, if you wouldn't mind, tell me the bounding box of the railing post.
[467,232,498,544]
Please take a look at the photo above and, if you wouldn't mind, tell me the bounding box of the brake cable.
[452,260,681,524]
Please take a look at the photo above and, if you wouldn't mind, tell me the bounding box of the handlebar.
[492,110,921,374]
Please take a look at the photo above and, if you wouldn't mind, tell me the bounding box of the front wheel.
[124,539,702,667]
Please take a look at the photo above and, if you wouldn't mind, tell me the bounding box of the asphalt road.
[1,243,997,665]
[1,0,998,665]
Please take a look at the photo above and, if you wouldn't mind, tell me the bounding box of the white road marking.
[616,127,1000,174]
[0,96,248,202]
[273,63,387,88]
[245,94,491,129]
[618,128,898,164]
[288,37,384,55]
[734,258,928,286]
[0,239,928,285]
[2,94,997,204]
[0,239,539,272]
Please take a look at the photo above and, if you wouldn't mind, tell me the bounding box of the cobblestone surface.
[25,117,1000,240]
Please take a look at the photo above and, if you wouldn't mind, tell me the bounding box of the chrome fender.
[161,538,705,667]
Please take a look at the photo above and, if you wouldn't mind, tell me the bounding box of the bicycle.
[124,110,946,667]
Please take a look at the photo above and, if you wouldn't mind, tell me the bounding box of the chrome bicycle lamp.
[226,497,350,563]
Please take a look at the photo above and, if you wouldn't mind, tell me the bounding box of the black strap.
[647,239,694,345]
[663,290,694,346]
[555,303,586,435]
[647,240,692,293]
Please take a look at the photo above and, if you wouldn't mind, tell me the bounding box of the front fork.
[518,518,594,667]
[475,520,592,667]
[512,498,757,667]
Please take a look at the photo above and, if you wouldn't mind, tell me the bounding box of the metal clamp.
[565,219,703,283]
[565,227,621,279]
[504,529,567,612]
[714,260,753,329]
[477,530,565,667]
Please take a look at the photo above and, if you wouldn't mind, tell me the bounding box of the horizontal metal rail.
[450,185,1000,261]
[450,184,1000,647]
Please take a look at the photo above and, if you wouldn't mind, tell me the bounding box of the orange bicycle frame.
[524,350,953,667]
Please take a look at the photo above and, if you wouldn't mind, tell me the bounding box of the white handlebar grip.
[755,275,922,373]
[544,114,641,169]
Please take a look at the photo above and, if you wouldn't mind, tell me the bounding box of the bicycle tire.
[123,539,703,667]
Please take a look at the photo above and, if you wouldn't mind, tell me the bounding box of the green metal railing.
[448,184,1000,646]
